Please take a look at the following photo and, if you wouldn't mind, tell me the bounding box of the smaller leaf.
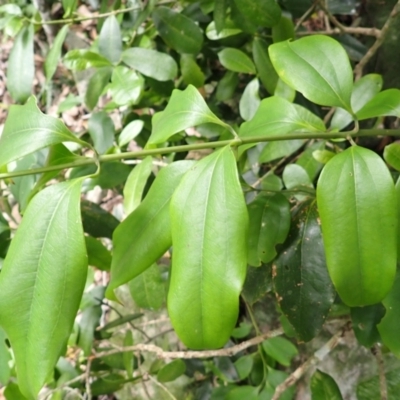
[232,0,281,28]
[218,48,256,74]
[272,16,295,43]
[85,67,113,111]
[282,164,312,190]
[148,85,228,145]
[44,25,69,81]
[242,264,272,304]
[122,47,178,81]
[99,15,122,63]
[262,337,298,366]
[63,50,112,71]
[239,78,260,121]
[313,149,335,164]
[85,236,112,271]
[180,54,205,88]
[119,119,144,147]
[234,355,253,380]
[356,89,400,120]
[259,140,305,163]
[216,71,239,102]
[311,370,343,400]
[88,111,115,154]
[384,143,400,171]
[157,360,186,383]
[108,66,144,106]
[205,20,241,40]
[123,331,134,377]
[78,305,102,356]
[99,313,143,331]
[226,386,258,400]
[274,78,296,102]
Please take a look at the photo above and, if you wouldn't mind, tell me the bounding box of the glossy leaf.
[205,20,241,40]
[98,15,122,63]
[63,50,112,71]
[7,24,34,103]
[356,89,400,120]
[123,331,134,378]
[384,143,400,171]
[252,37,279,95]
[357,368,400,399]
[274,78,296,102]
[119,120,144,147]
[106,161,193,299]
[218,48,256,74]
[262,337,298,366]
[108,66,144,106]
[44,24,69,81]
[214,0,227,32]
[259,140,305,163]
[88,111,115,154]
[282,164,312,190]
[331,73,383,130]
[231,0,281,28]
[216,71,239,102]
[169,146,248,349]
[0,180,87,399]
[123,156,153,215]
[85,236,112,271]
[272,16,295,43]
[377,271,400,356]
[239,78,260,121]
[311,370,343,400]
[180,54,205,88]
[122,47,178,81]
[78,304,102,356]
[148,85,228,145]
[351,303,385,347]
[269,35,353,111]
[274,201,335,341]
[157,360,186,383]
[234,355,253,380]
[317,146,397,306]
[85,67,113,111]
[129,263,165,310]
[152,6,203,54]
[226,386,258,400]
[0,97,85,167]
[296,141,325,180]
[247,193,290,266]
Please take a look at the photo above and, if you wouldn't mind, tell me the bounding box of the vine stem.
[1,128,399,180]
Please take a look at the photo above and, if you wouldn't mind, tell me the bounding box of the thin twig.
[85,358,92,400]
[297,26,380,37]
[318,0,346,34]
[373,345,388,400]
[271,323,350,400]
[354,0,400,79]
[95,328,283,360]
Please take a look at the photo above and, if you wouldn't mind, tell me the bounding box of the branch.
[354,0,400,79]
[1,128,400,180]
[271,322,350,400]
[95,328,283,360]
[297,26,381,37]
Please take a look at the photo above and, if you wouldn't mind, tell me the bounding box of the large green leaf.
[330,73,383,130]
[148,85,229,145]
[44,24,69,81]
[106,161,194,300]
[356,89,400,120]
[231,0,281,28]
[311,370,343,400]
[0,97,86,167]
[152,6,203,54]
[122,47,178,81]
[98,15,122,63]
[317,146,397,307]
[269,35,353,111]
[7,24,34,103]
[218,48,256,74]
[247,193,290,266]
[168,146,248,349]
[261,337,298,366]
[0,180,87,399]
[274,201,335,341]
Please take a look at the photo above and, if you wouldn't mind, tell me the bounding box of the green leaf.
[108,66,144,106]
[169,146,248,349]
[218,48,256,74]
[213,0,227,32]
[0,327,11,385]
[123,156,153,215]
[205,20,241,40]
[269,35,353,111]
[351,303,385,348]
[99,313,143,331]
[356,89,400,120]
[63,50,112,71]
[85,236,112,271]
[98,15,122,63]
[377,270,400,356]
[231,0,281,28]
[259,368,295,400]
[180,54,205,88]
[242,264,272,304]
[44,24,69,81]
[85,67,113,111]
[331,73,383,130]
[122,47,178,81]
[0,180,87,399]
[296,141,325,181]
[78,304,102,356]
[272,16,295,43]
[157,360,186,383]
[234,355,253,380]
[357,368,400,399]
[274,201,335,341]
[148,85,228,145]
[274,78,296,102]
[152,6,203,54]
[88,111,115,154]
[317,146,397,307]
[7,24,34,103]
[62,0,77,17]
[239,78,260,121]
[226,386,258,400]
[259,140,305,163]
[262,337,298,366]
[118,119,144,147]
[231,322,252,338]
[216,71,239,102]
[106,161,194,299]
[0,97,86,167]
[311,370,343,400]
[247,193,290,266]
[129,263,165,310]
[252,37,279,95]
[384,143,400,171]
[282,164,312,190]
[123,331,134,378]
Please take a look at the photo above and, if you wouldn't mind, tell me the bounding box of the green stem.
[1,128,399,180]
